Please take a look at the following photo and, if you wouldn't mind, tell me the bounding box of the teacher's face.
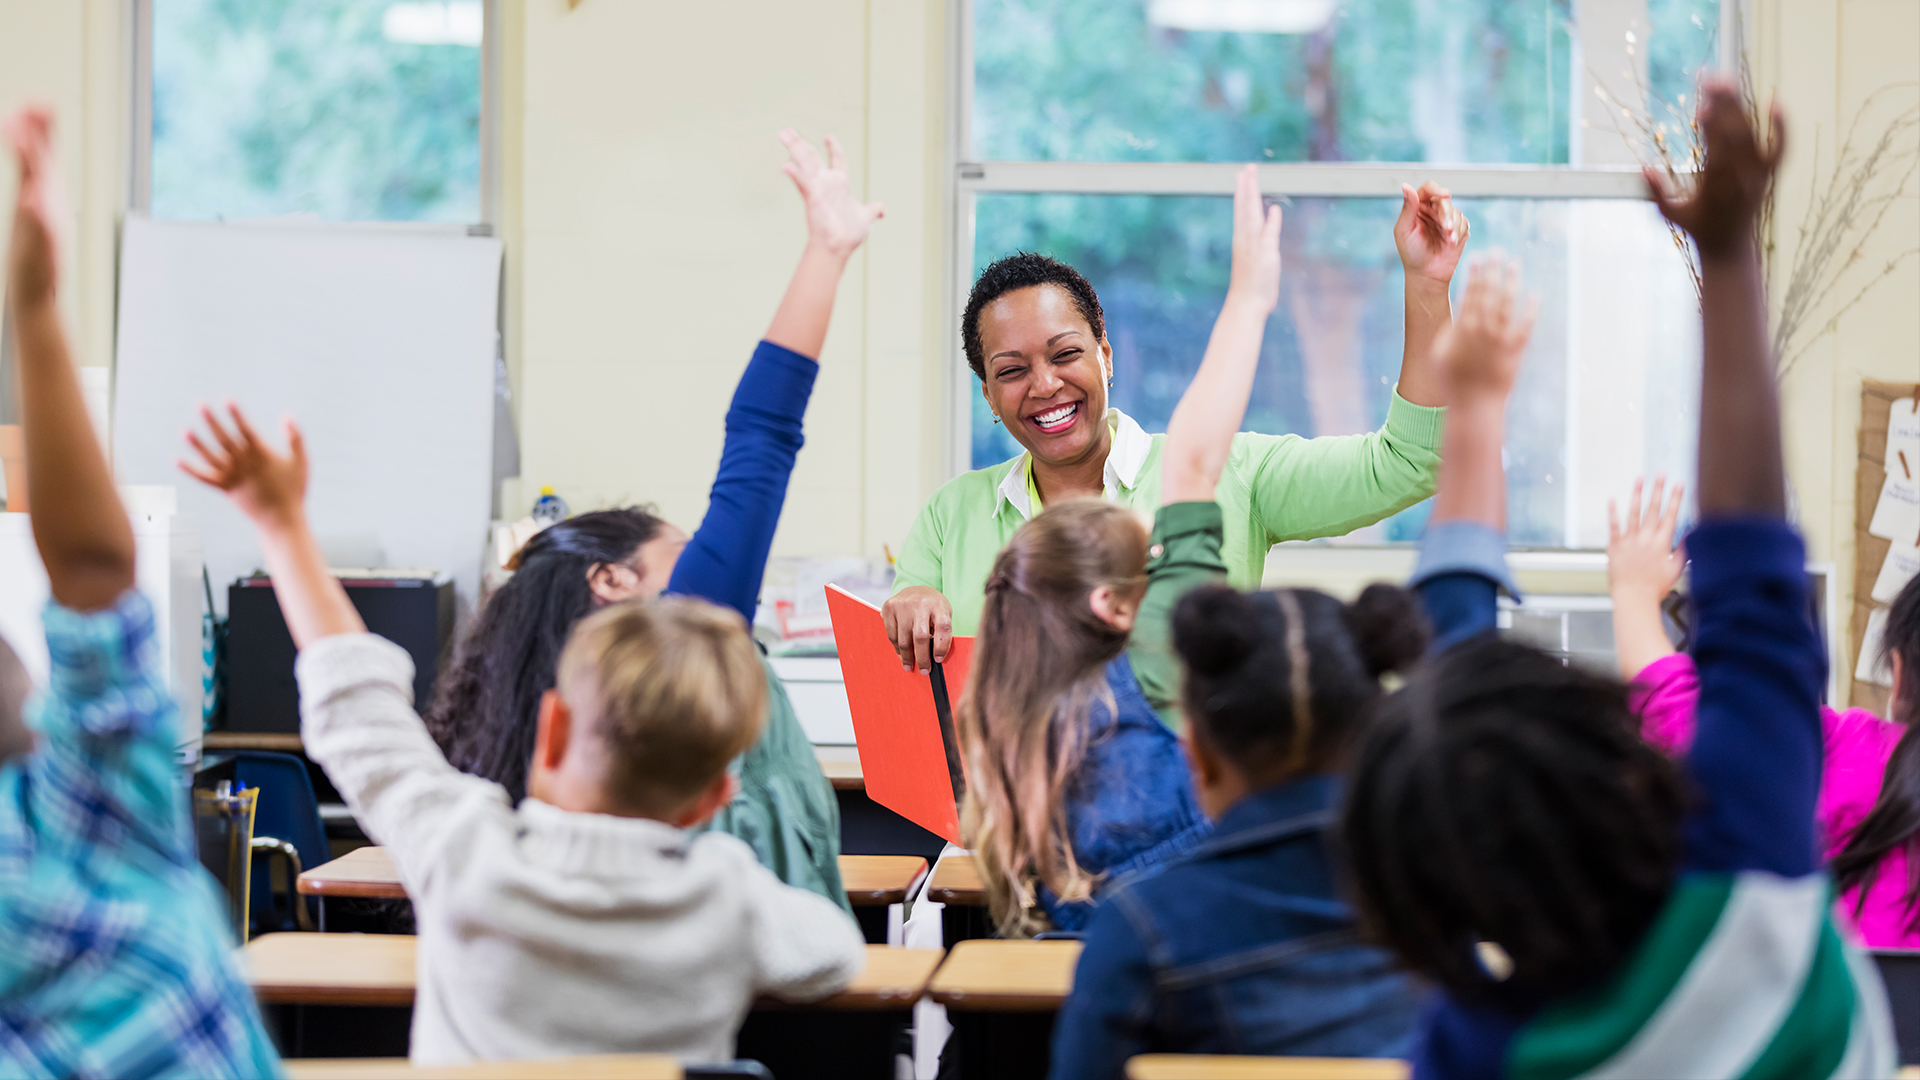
[977,284,1112,469]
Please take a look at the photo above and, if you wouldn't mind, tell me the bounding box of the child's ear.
[671,772,736,829]
[533,689,571,770]
[1089,584,1140,632]
[1182,730,1222,788]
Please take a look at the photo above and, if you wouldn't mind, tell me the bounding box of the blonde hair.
[556,596,767,817]
[957,500,1148,937]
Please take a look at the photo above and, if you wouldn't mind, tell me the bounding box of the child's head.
[1832,573,1920,914]
[528,595,767,823]
[958,499,1148,935]
[1172,583,1428,817]
[1342,637,1687,1009]
[0,634,30,765]
[427,507,686,802]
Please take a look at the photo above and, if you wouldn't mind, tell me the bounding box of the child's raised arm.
[1409,256,1535,649]
[1160,165,1281,505]
[1391,181,1470,409]
[664,130,883,623]
[1606,476,1686,680]
[6,107,134,612]
[179,405,364,647]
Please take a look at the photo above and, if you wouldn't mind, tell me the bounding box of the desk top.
[1127,1057,1408,1080]
[299,846,404,899]
[247,934,936,1014]
[927,853,984,906]
[246,932,416,1006]
[926,939,1080,1012]
[840,855,928,905]
[814,746,865,791]
[760,945,945,1012]
[286,1054,681,1079]
[300,847,925,908]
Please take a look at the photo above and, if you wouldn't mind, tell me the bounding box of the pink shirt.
[1633,652,1918,948]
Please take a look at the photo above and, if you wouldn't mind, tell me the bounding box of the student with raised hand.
[0,107,281,1080]
[426,129,882,910]
[1611,476,1920,949]
[1044,202,1461,1075]
[957,165,1277,937]
[180,406,864,1065]
[1342,84,1896,1079]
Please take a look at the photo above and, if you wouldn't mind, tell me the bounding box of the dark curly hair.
[425,507,667,802]
[1341,636,1686,1011]
[961,252,1106,381]
[1173,583,1429,784]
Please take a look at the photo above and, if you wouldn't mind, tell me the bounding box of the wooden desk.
[299,847,927,909]
[928,939,1080,1012]
[753,945,944,1012]
[839,854,928,906]
[246,932,417,1007]
[1127,1057,1409,1080]
[300,846,404,900]
[204,731,305,753]
[815,746,864,791]
[287,1054,681,1079]
[927,853,984,905]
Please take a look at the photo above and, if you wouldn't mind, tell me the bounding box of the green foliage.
[152,0,480,222]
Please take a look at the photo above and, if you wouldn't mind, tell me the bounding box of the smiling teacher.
[880,179,1471,672]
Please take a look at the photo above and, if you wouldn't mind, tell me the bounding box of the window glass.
[972,0,1576,164]
[1647,0,1721,130]
[151,0,482,222]
[968,193,1701,547]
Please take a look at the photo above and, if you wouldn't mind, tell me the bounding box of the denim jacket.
[1049,775,1422,1079]
[1038,653,1212,932]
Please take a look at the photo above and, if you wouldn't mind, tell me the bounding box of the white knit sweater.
[296,633,866,1065]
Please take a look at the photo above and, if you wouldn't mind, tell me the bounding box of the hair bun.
[1172,584,1265,677]
[1343,583,1431,678]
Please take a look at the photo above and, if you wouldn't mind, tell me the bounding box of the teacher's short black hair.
[962,252,1105,381]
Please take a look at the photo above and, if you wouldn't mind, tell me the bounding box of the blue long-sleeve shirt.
[1403,518,1893,1079]
[664,340,819,623]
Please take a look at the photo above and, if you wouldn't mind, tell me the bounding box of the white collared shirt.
[994,408,1155,521]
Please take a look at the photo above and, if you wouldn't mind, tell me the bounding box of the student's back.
[1050,585,1427,1078]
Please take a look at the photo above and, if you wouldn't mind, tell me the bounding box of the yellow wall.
[0,0,1913,654]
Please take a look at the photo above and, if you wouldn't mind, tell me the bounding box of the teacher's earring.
[991,413,1002,425]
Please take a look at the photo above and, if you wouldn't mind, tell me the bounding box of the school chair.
[191,775,259,943]
[1873,949,1920,1065]
[231,750,329,933]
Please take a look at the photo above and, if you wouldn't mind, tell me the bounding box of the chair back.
[191,780,258,943]
[230,751,330,933]
[1873,948,1920,1065]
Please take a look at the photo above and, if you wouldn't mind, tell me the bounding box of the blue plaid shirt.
[0,591,281,1079]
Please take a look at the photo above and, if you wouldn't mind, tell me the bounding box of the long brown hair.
[1832,572,1920,923]
[957,499,1147,937]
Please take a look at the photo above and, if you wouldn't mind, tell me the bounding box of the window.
[138,0,488,224]
[956,0,1724,548]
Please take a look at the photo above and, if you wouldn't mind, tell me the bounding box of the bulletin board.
[1850,378,1920,712]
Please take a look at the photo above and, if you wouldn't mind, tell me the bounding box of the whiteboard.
[113,217,502,616]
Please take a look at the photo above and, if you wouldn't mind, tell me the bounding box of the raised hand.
[1608,476,1688,604]
[780,129,884,259]
[1226,164,1283,313]
[1394,181,1470,286]
[1431,254,1536,402]
[5,105,65,312]
[179,404,310,529]
[1646,78,1784,259]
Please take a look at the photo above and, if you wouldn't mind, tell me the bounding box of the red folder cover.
[825,584,974,844]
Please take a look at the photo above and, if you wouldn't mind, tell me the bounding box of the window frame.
[129,0,499,233]
[944,0,1739,511]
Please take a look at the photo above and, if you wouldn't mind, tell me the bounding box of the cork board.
[1850,379,1920,712]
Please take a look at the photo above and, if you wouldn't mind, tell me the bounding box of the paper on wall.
[1856,606,1895,687]
[1873,535,1920,604]
[1868,397,1920,543]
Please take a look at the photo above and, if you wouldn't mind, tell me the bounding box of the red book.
[825,585,973,844]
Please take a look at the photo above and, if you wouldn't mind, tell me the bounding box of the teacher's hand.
[882,586,953,674]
